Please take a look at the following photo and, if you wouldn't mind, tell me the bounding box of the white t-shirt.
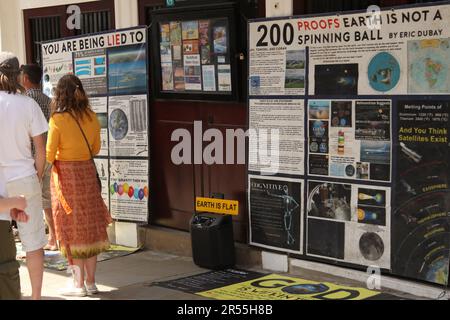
[0,91,48,220]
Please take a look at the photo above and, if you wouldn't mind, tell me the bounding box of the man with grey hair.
[0,52,48,300]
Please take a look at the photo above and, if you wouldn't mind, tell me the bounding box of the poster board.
[42,27,150,223]
[248,2,450,285]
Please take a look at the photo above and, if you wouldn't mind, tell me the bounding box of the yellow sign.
[195,197,239,216]
[197,274,381,300]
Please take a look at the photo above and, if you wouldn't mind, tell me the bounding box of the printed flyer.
[73,48,107,96]
[306,181,391,268]
[249,175,303,254]
[108,95,148,158]
[110,159,149,223]
[308,100,392,182]
[393,100,449,285]
[249,99,304,175]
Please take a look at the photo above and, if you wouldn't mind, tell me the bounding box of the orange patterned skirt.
[51,160,112,262]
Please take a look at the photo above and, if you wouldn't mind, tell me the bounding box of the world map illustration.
[408,39,450,93]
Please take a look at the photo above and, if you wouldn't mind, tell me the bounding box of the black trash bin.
[190,212,235,269]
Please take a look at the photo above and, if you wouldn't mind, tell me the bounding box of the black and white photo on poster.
[108,95,148,157]
[94,158,110,210]
[249,99,304,176]
[307,181,391,268]
[90,97,109,157]
[249,175,303,254]
[393,100,450,285]
[109,159,149,223]
[307,100,392,182]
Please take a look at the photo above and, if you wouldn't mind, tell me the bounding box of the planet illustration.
[359,232,384,261]
[109,109,128,140]
[368,52,400,92]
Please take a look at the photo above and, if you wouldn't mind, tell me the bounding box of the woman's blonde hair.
[51,74,92,120]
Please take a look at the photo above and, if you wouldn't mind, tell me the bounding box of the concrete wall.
[0,0,138,63]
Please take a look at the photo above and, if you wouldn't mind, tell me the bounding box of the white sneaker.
[85,283,99,295]
[60,285,87,297]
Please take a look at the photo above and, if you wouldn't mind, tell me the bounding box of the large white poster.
[249,5,450,96]
[110,159,149,223]
[42,27,150,224]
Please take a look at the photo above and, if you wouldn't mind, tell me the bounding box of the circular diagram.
[368,52,400,92]
[109,109,128,140]
[359,232,384,261]
[282,283,329,295]
[345,164,355,177]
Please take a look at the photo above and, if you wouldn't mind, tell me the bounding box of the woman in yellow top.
[47,75,111,297]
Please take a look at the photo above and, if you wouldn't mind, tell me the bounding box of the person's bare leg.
[84,256,97,285]
[43,208,57,249]
[26,248,44,300]
[71,259,85,288]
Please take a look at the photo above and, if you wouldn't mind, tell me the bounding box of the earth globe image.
[368,52,400,92]
[109,109,128,140]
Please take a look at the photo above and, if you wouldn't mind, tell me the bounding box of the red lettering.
[334,18,340,28]
[298,18,341,31]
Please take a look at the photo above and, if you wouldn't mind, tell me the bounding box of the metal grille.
[75,10,112,36]
[30,16,61,65]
